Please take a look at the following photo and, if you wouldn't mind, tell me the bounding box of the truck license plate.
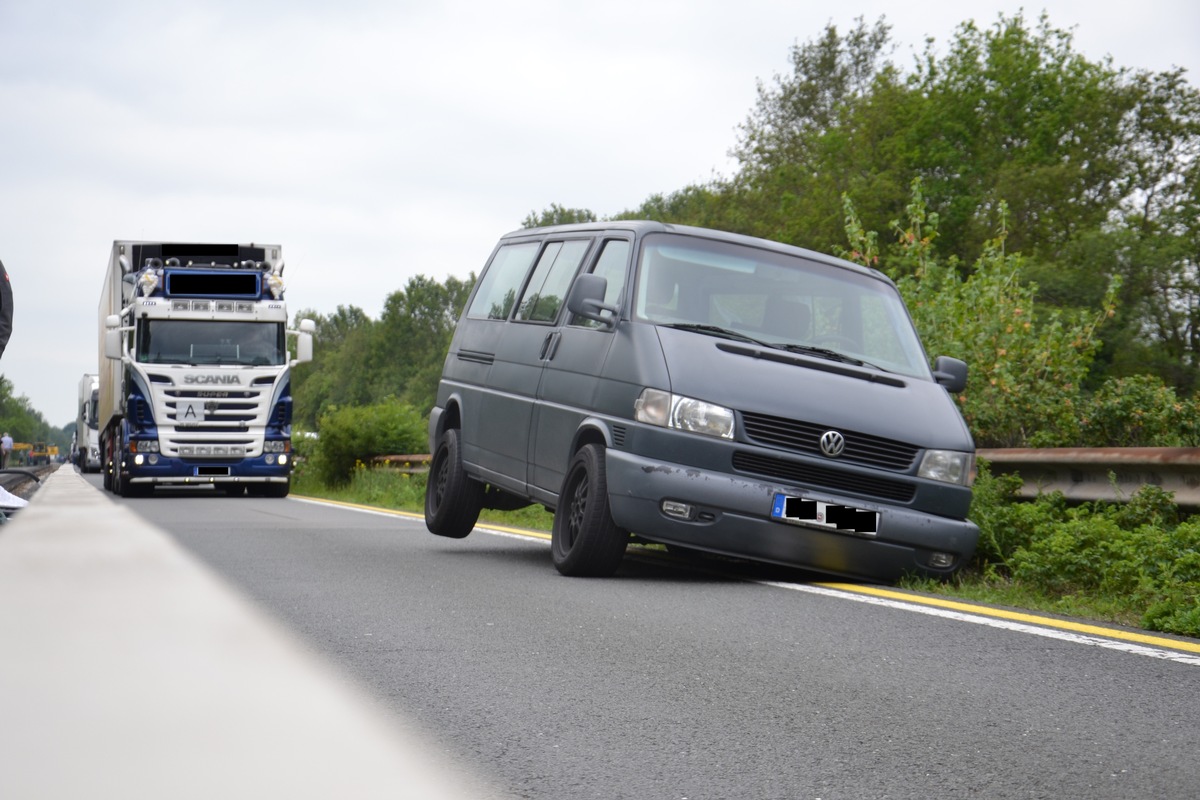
[771,494,878,536]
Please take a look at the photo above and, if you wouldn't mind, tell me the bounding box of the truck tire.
[425,427,483,539]
[551,444,628,577]
[264,480,290,498]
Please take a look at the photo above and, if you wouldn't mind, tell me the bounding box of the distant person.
[1,432,11,469]
[0,259,11,361]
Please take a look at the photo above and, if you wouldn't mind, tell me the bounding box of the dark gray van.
[425,221,979,580]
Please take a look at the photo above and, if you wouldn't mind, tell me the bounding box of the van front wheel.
[552,444,628,577]
[425,427,484,539]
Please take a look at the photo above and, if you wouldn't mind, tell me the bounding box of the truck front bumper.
[123,454,292,485]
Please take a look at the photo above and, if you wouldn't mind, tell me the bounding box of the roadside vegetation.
[288,12,1200,639]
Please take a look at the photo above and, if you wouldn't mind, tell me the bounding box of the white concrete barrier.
[0,466,503,799]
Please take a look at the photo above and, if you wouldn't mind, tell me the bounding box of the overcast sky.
[2,1,1197,428]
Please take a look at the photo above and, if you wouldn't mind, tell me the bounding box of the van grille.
[741,412,919,471]
[732,451,916,502]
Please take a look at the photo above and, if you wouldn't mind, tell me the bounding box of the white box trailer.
[73,373,101,472]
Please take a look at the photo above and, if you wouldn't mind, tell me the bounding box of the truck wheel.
[102,439,113,491]
[425,427,483,539]
[551,444,628,577]
[264,480,290,498]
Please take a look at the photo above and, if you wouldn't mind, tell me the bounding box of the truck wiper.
[664,324,774,348]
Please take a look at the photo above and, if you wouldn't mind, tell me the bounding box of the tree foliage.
[0,375,67,450]
[290,274,473,430]
[842,181,1117,446]
[522,203,597,228]
[612,11,1200,396]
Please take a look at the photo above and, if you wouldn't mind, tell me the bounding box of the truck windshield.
[136,320,286,366]
[633,233,932,379]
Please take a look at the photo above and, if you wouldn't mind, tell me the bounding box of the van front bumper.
[604,449,979,582]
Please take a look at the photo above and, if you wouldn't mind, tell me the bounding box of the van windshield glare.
[634,233,931,379]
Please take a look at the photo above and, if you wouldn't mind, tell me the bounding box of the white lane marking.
[762,581,1200,667]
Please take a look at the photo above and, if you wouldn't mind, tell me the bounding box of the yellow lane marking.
[819,582,1200,655]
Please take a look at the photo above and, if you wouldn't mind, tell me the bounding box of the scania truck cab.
[99,241,314,497]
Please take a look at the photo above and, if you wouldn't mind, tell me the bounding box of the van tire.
[552,444,628,576]
[425,427,484,539]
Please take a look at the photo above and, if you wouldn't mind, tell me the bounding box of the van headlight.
[919,450,976,486]
[635,388,735,439]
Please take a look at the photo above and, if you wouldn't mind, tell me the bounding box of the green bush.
[997,486,1200,637]
[1079,374,1199,447]
[311,401,426,485]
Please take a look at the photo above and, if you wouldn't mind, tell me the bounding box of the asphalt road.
[99,477,1200,800]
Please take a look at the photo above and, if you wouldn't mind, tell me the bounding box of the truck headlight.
[919,450,975,486]
[635,388,735,440]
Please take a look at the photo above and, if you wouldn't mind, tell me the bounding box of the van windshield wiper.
[777,343,893,371]
[664,323,774,347]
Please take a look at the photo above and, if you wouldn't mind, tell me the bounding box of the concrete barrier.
[0,466,504,800]
[978,447,1200,507]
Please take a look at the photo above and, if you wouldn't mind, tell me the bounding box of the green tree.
[841,182,1116,447]
[291,305,375,430]
[522,203,597,228]
[374,274,474,414]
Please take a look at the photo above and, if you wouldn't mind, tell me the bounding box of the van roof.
[499,220,886,281]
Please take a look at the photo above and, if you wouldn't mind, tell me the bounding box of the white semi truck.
[74,372,101,472]
[99,241,314,497]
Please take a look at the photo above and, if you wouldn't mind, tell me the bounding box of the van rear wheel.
[425,427,484,539]
[552,444,628,577]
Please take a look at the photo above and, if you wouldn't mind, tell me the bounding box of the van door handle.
[539,331,561,361]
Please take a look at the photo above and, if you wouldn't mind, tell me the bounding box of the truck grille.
[740,411,919,471]
[145,374,280,458]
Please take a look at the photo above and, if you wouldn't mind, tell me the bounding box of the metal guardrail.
[978,447,1200,507]
[0,465,504,799]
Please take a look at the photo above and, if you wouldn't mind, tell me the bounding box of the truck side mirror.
[104,314,123,360]
[291,318,316,365]
[932,356,968,393]
[566,273,618,328]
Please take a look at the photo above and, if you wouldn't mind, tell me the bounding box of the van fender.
[428,391,466,448]
[568,417,616,459]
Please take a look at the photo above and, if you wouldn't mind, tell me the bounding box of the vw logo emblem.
[819,430,846,457]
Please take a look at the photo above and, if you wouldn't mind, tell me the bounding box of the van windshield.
[633,233,932,379]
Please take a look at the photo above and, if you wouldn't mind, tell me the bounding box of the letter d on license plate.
[771,494,878,537]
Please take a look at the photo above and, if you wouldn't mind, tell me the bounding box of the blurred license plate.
[771,494,878,536]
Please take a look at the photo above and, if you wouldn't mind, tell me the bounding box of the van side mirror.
[932,356,968,393]
[566,273,619,328]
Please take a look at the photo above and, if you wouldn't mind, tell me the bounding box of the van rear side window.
[515,239,590,322]
[467,242,539,320]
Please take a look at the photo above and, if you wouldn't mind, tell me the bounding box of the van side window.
[515,239,590,322]
[467,242,540,320]
[571,239,630,328]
